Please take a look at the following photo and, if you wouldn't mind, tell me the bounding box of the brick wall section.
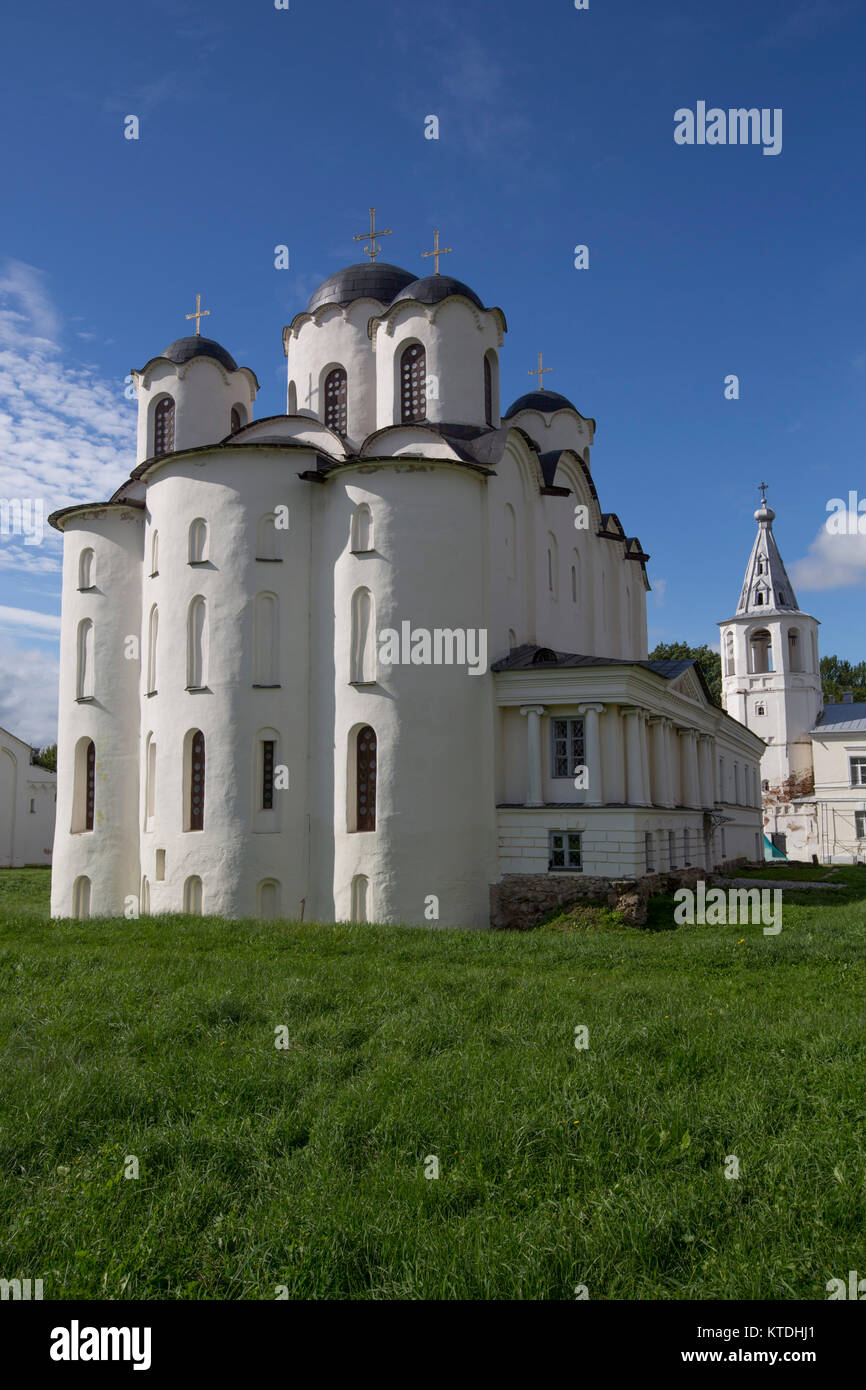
[489,860,751,929]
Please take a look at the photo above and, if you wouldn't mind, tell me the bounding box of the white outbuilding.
[0,726,56,867]
[50,255,764,925]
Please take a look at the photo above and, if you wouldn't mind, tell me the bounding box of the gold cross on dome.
[529,351,552,391]
[354,207,392,263]
[758,480,769,505]
[422,228,452,275]
[185,293,210,336]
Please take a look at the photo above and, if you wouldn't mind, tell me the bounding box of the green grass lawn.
[1,865,865,1300]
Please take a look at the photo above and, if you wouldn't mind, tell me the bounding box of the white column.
[649,716,670,807]
[520,705,546,807]
[639,711,651,806]
[698,735,714,808]
[680,728,701,809]
[577,702,604,806]
[622,708,649,806]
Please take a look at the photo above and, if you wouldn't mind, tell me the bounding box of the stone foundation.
[489,859,752,929]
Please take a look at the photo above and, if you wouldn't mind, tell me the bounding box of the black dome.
[160,336,238,372]
[307,262,416,313]
[504,389,579,418]
[392,274,485,311]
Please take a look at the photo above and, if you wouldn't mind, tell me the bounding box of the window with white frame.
[549,831,582,871]
[551,717,585,779]
[856,810,866,839]
[850,757,866,787]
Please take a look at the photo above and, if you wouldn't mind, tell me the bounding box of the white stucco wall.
[51,507,144,916]
[0,728,55,867]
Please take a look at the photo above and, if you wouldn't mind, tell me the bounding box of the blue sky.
[1,0,864,744]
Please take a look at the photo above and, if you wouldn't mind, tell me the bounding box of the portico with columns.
[494,646,764,878]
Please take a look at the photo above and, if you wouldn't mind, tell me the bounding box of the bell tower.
[719,488,822,796]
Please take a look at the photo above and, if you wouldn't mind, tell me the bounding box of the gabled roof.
[491,644,714,697]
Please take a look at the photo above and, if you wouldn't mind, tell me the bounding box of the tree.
[31,744,57,772]
[820,656,866,704]
[648,641,722,707]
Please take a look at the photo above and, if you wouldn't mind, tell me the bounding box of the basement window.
[549,831,582,871]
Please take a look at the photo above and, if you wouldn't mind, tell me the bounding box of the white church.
[720,493,866,863]
[49,225,766,927]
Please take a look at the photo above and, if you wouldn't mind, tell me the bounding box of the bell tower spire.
[719,489,822,803]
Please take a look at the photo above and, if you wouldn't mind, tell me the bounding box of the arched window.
[253,593,279,686]
[72,738,95,833]
[572,550,581,604]
[73,875,91,921]
[508,629,517,649]
[787,628,801,672]
[261,737,275,810]
[230,405,245,433]
[400,343,426,423]
[78,548,94,590]
[356,726,377,832]
[256,513,282,561]
[484,354,493,427]
[183,875,203,914]
[153,397,175,457]
[724,630,734,677]
[350,587,376,684]
[257,879,280,920]
[324,367,348,435]
[734,763,740,804]
[756,557,767,575]
[351,874,369,923]
[288,380,298,414]
[144,733,156,829]
[750,628,773,674]
[189,518,208,565]
[350,503,373,553]
[141,876,151,915]
[547,533,558,598]
[185,730,205,831]
[150,530,159,577]
[146,605,158,694]
[187,596,206,689]
[504,503,517,580]
[76,619,94,700]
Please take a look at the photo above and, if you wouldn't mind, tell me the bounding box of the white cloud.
[0,545,61,575]
[0,258,136,516]
[650,576,667,605]
[0,639,59,747]
[0,605,61,637]
[789,513,866,590]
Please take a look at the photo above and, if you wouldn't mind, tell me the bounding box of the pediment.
[670,667,705,702]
